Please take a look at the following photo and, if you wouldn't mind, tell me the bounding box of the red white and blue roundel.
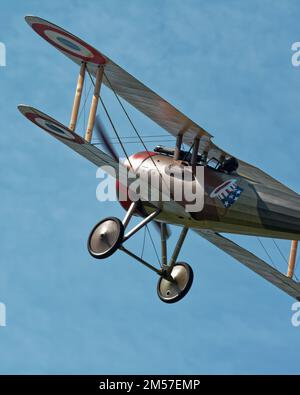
[25,16,106,65]
[18,105,84,144]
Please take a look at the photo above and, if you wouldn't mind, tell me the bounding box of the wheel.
[157,262,194,304]
[87,217,124,259]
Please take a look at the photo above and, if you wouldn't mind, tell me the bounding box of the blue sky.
[1,0,300,374]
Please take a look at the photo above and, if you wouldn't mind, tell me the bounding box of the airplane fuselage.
[121,151,300,241]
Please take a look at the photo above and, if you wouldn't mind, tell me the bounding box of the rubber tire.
[157,262,194,304]
[87,217,124,259]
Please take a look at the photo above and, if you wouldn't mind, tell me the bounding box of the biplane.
[19,16,300,303]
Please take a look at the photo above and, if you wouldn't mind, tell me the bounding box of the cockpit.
[154,145,239,175]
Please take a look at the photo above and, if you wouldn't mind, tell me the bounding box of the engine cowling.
[116,151,157,210]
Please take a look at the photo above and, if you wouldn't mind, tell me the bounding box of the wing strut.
[288,240,298,278]
[68,61,104,143]
[85,66,104,142]
[69,62,86,131]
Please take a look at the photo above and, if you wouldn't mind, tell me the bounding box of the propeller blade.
[95,116,119,162]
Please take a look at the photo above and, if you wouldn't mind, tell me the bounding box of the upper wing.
[25,15,298,197]
[24,15,211,145]
[18,105,121,177]
[193,228,300,300]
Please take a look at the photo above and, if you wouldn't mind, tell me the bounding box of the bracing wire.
[90,68,173,205]
[77,79,93,125]
[83,75,86,130]
[103,70,171,193]
[293,262,299,281]
[257,237,278,270]
[86,68,132,167]
[272,239,288,264]
[271,239,299,281]
[103,70,155,154]
[93,139,175,146]
[146,224,161,267]
[94,134,171,140]
[140,226,147,260]
[99,96,133,167]
[257,237,299,281]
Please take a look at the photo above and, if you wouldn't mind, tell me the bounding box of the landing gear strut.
[87,202,194,303]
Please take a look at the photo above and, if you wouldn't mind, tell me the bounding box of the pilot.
[219,156,239,174]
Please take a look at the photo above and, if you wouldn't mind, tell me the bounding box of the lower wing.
[18,105,123,177]
[193,228,300,300]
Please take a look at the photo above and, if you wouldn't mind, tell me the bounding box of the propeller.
[94,116,171,240]
[95,117,118,161]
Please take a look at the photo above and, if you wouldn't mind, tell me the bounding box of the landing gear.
[157,262,194,303]
[87,217,124,259]
[88,202,194,303]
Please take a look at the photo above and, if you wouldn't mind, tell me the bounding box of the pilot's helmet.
[221,157,239,174]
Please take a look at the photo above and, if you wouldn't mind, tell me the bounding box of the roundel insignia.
[30,22,106,65]
[23,110,84,144]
